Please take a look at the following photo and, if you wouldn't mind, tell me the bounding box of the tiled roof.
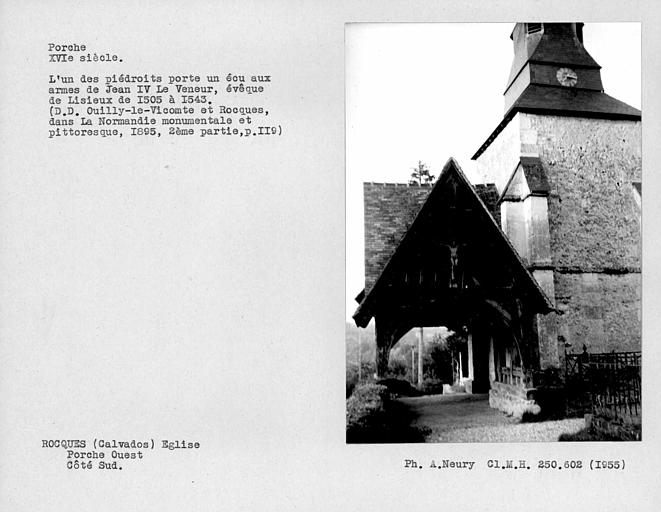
[355,158,554,327]
[528,23,600,67]
[362,180,500,295]
[507,23,600,90]
[474,184,501,220]
[472,89,641,160]
[519,156,550,194]
[363,183,432,294]
[500,156,550,201]
[475,23,641,161]
[511,86,641,119]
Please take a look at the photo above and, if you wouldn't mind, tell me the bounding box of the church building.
[353,23,641,415]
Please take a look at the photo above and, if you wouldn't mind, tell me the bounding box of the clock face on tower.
[556,67,578,87]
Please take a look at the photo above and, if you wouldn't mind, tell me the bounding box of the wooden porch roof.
[354,158,555,328]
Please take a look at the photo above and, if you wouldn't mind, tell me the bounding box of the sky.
[345,22,641,322]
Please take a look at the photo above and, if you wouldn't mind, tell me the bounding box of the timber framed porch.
[354,159,555,415]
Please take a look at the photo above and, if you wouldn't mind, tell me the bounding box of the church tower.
[473,23,641,369]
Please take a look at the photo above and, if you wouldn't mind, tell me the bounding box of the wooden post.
[357,329,362,383]
[467,331,474,381]
[375,314,407,379]
[418,327,424,388]
[375,316,393,379]
[458,349,463,384]
[411,345,416,384]
[376,343,390,379]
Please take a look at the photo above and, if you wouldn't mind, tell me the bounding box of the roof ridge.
[365,181,434,187]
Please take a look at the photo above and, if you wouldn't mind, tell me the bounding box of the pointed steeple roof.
[506,23,600,92]
[473,23,640,160]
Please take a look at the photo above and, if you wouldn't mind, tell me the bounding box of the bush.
[420,377,444,395]
[376,378,420,397]
[346,384,390,434]
[427,342,454,384]
[346,383,428,443]
[346,361,376,398]
[388,353,409,378]
[346,378,356,399]
[558,428,620,442]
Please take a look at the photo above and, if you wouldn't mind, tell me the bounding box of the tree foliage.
[409,160,435,185]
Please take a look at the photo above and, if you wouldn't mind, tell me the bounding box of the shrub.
[376,377,420,397]
[388,353,409,378]
[346,384,390,435]
[558,428,620,442]
[346,373,356,398]
[346,383,428,443]
[427,341,454,384]
[420,377,444,395]
[346,361,377,398]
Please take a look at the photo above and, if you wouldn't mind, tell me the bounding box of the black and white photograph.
[346,22,642,443]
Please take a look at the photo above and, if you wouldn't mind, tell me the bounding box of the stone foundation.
[489,381,540,418]
[555,272,641,353]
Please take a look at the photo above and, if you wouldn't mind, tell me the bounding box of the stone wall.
[476,113,641,362]
[477,114,641,272]
[555,272,641,353]
[489,381,540,418]
[531,115,641,354]
[530,115,641,271]
[476,116,522,191]
[534,308,560,368]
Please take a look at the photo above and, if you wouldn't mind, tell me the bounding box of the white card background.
[1,1,660,510]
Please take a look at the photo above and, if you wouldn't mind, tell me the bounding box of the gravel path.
[395,393,585,442]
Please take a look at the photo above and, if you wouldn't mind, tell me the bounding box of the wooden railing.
[496,366,534,388]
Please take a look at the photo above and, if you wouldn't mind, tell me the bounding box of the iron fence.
[565,348,641,419]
